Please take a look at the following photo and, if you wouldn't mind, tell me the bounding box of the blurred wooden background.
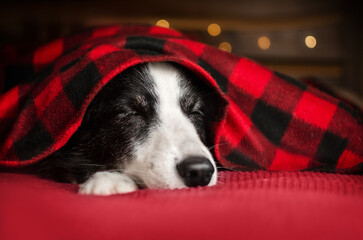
[0,0,362,103]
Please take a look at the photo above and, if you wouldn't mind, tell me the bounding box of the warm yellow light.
[219,42,232,53]
[207,23,221,36]
[156,19,170,28]
[305,35,317,48]
[257,36,270,50]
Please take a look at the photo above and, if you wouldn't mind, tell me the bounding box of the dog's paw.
[78,171,138,195]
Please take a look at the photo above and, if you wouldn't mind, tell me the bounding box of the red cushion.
[0,171,362,240]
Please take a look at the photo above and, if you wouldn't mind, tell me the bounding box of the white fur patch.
[124,62,217,189]
[78,171,138,195]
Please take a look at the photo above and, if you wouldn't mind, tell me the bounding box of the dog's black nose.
[177,156,215,187]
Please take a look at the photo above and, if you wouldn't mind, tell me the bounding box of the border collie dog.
[32,62,220,195]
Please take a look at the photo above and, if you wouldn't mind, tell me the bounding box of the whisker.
[216,166,234,171]
[208,142,229,151]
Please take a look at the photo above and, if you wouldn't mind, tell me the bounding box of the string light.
[219,42,232,52]
[257,36,271,50]
[207,23,221,36]
[305,35,317,48]
[156,19,170,28]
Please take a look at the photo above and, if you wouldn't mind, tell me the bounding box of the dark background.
[0,0,362,105]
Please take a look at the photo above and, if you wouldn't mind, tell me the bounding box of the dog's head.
[75,62,221,189]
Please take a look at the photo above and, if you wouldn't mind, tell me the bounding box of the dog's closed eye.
[130,95,151,116]
[180,96,205,118]
[113,95,151,119]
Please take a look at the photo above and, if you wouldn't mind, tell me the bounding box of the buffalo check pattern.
[0,24,362,173]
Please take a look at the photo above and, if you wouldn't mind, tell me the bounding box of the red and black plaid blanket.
[0,24,362,173]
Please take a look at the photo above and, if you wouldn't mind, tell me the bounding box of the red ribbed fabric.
[1,171,362,240]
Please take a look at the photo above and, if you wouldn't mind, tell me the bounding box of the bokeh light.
[257,36,271,50]
[219,42,232,52]
[156,19,170,28]
[305,35,317,48]
[207,23,221,36]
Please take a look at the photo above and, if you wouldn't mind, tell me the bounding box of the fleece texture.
[0,171,362,240]
[0,24,362,173]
